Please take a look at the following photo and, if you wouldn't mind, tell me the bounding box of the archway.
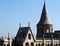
[25,42,29,46]
[31,42,34,46]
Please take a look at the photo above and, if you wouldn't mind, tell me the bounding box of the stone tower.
[36,1,53,39]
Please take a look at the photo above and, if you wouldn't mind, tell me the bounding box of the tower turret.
[36,1,53,39]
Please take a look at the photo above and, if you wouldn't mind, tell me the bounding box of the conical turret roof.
[38,2,52,25]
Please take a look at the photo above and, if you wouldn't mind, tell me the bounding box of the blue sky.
[0,0,60,38]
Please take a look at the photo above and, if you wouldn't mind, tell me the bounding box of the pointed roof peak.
[37,1,52,25]
[44,0,46,4]
[43,0,47,13]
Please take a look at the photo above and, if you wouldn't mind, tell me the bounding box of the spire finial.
[28,22,30,27]
[43,34,44,39]
[19,22,21,27]
[8,32,10,39]
[1,36,3,39]
[44,0,46,3]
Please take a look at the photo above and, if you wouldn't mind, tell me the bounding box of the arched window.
[36,43,37,46]
[47,29,49,33]
[47,43,49,46]
[59,43,60,46]
[50,43,53,46]
[31,42,34,46]
[7,44,10,46]
[38,43,40,46]
[25,42,29,46]
[42,42,44,46]
[4,44,6,46]
[28,34,31,39]
[55,44,58,46]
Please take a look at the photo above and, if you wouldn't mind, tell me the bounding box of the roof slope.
[37,2,52,25]
[15,27,35,42]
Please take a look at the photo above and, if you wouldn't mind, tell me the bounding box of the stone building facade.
[0,1,60,46]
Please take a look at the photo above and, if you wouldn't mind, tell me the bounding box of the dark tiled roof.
[55,30,60,34]
[37,2,52,26]
[36,32,60,40]
[15,27,35,42]
[15,27,29,41]
[0,38,3,46]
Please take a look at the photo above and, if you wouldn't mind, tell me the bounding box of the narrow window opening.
[28,34,31,39]
[31,42,34,46]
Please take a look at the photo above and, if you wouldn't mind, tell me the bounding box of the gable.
[24,28,35,43]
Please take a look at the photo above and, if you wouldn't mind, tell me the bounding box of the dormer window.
[28,34,31,39]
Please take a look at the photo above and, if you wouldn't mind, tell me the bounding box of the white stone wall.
[53,40,59,46]
[23,29,60,46]
[36,39,60,46]
[36,40,43,46]
[3,38,12,46]
[23,29,36,46]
